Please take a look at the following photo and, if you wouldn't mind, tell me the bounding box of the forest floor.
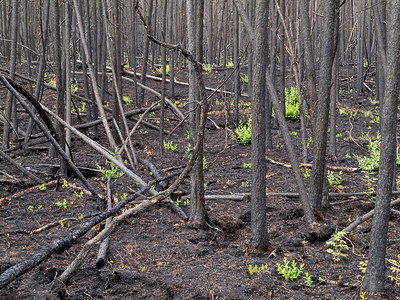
[0,62,400,299]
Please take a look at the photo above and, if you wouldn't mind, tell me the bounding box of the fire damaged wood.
[0,174,172,290]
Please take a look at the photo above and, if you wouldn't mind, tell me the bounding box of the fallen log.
[265,156,359,173]
[0,174,172,290]
[325,197,400,245]
[0,149,43,184]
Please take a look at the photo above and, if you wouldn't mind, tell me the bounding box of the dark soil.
[0,62,400,299]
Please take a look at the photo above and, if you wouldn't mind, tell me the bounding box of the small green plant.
[96,149,125,181]
[123,95,132,105]
[326,231,350,262]
[74,191,84,198]
[243,162,252,169]
[61,179,68,187]
[203,156,208,170]
[354,132,381,171]
[226,61,234,68]
[235,118,252,145]
[388,254,400,287]
[284,86,300,121]
[183,199,190,206]
[327,171,343,188]
[362,171,377,200]
[360,291,367,300]
[56,199,68,209]
[345,153,351,159]
[248,264,268,276]
[141,266,146,272]
[339,108,348,115]
[156,65,170,76]
[240,73,249,84]
[303,272,313,287]
[202,63,214,72]
[174,198,181,206]
[242,181,250,187]
[363,57,369,68]
[163,140,178,151]
[370,115,380,124]
[39,184,47,191]
[28,205,34,211]
[304,168,310,179]
[276,258,304,281]
[358,260,368,275]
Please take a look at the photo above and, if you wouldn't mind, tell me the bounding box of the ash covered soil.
[0,63,399,299]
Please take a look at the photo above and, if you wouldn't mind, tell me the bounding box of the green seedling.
[202,63,214,73]
[248,264,268,276]
[360,291,367,300]
[163,140,178,151]
[284,86,300,121]
[240,73,249,84]
[242,181,250,187]
[326,231,350,262]
[235,117,252,145]
[388,254,400,287]
[183,199,190,206]
[304,168,310,179]
[303,272,313,287]
[243,162,252,169]
[74,191,84,198]
[327,171,343,188]
[56,199,68,209]
[362,171,377,200]
[276,258,304,281]
[203,156,208,170]
[96,149,125,181]
[156,65,170,76]
[123,95,132,105]
[39,184,47,191]
[370,115,380,124]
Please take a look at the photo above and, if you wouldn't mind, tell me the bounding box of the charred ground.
[0,63,399,299]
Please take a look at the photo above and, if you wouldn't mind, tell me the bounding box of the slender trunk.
[139,0,154,106]
[363,1,400,293]
[309,0,339,212]
[2,0,18,149]
[250,0,269,250]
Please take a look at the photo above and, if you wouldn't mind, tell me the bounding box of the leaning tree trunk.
[363,1,400,294]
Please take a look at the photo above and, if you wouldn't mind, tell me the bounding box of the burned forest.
[1,0,400,299]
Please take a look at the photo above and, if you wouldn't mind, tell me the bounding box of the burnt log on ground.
[0,175,173,290]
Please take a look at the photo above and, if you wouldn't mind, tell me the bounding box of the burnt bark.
[309,0,339,212]
[250,0,269,250]
[363,0,400,293]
